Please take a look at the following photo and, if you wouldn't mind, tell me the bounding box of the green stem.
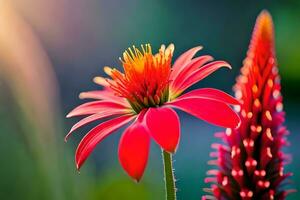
[162,149,177,200]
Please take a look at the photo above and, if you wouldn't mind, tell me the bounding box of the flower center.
[106,44,174,113]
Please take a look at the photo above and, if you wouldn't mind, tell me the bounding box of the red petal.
[168,97,240,128]
[145,107,180,153]
[178,88,240,105]
[75,115,134,170]
[176,61,231,93]
[171,55,213,89]
[66,100,129,118]
[79,90,115,100]
[65,109,130,141]
[170,46,202,79]
[79,89,129,106]
[118,121,150,181]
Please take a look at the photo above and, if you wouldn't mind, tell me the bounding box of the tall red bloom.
[203,11,293,200]
[66,43,240,181]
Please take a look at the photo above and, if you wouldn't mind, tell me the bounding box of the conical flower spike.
[203,10,293,200]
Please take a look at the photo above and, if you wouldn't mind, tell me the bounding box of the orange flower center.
[106,44,174,113]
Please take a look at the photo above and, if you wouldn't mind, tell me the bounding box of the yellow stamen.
[104,66,113,76]
[105,44,174,113]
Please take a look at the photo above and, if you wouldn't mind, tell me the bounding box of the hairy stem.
[162,149,176,200]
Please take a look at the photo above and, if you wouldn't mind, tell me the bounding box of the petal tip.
[66,112,73,118]
[92,77,99,83]
[76,162,81,171]
[235,119,242,129]
[78,92,85,99]
[196,45,203,51]
[133,177,141,183]
[229,114,241,129]
[218,61,231,70]
[64,130,73,141]
[225,62,232,69]
[123,170,145,183]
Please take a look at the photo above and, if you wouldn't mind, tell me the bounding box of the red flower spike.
[67,43,240,181]
[203,10,293,199]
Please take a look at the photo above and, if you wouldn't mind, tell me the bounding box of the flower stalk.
[162,150,177,200]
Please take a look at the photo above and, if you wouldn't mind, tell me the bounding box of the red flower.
[203,11,293,200]
[66,44,240,181]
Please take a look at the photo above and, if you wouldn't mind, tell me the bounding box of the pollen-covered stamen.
[107,44,174,113]
[257,180,270,192]
[262,190,275,200]
[260,147,273,168]
[231,168,244,185]
[231,146,241,166]
[253,98,262,111]
[245,157,257,174]
[254,170,266,180]
[262,128,274,147]
[240,189,253,200]
[250,125,262,140]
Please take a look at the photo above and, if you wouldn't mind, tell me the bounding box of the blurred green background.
[0,0,299,199]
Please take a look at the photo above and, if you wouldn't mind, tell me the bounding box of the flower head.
[105,44,173,112]
[66,43,240,181]
[203,10,293,200]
